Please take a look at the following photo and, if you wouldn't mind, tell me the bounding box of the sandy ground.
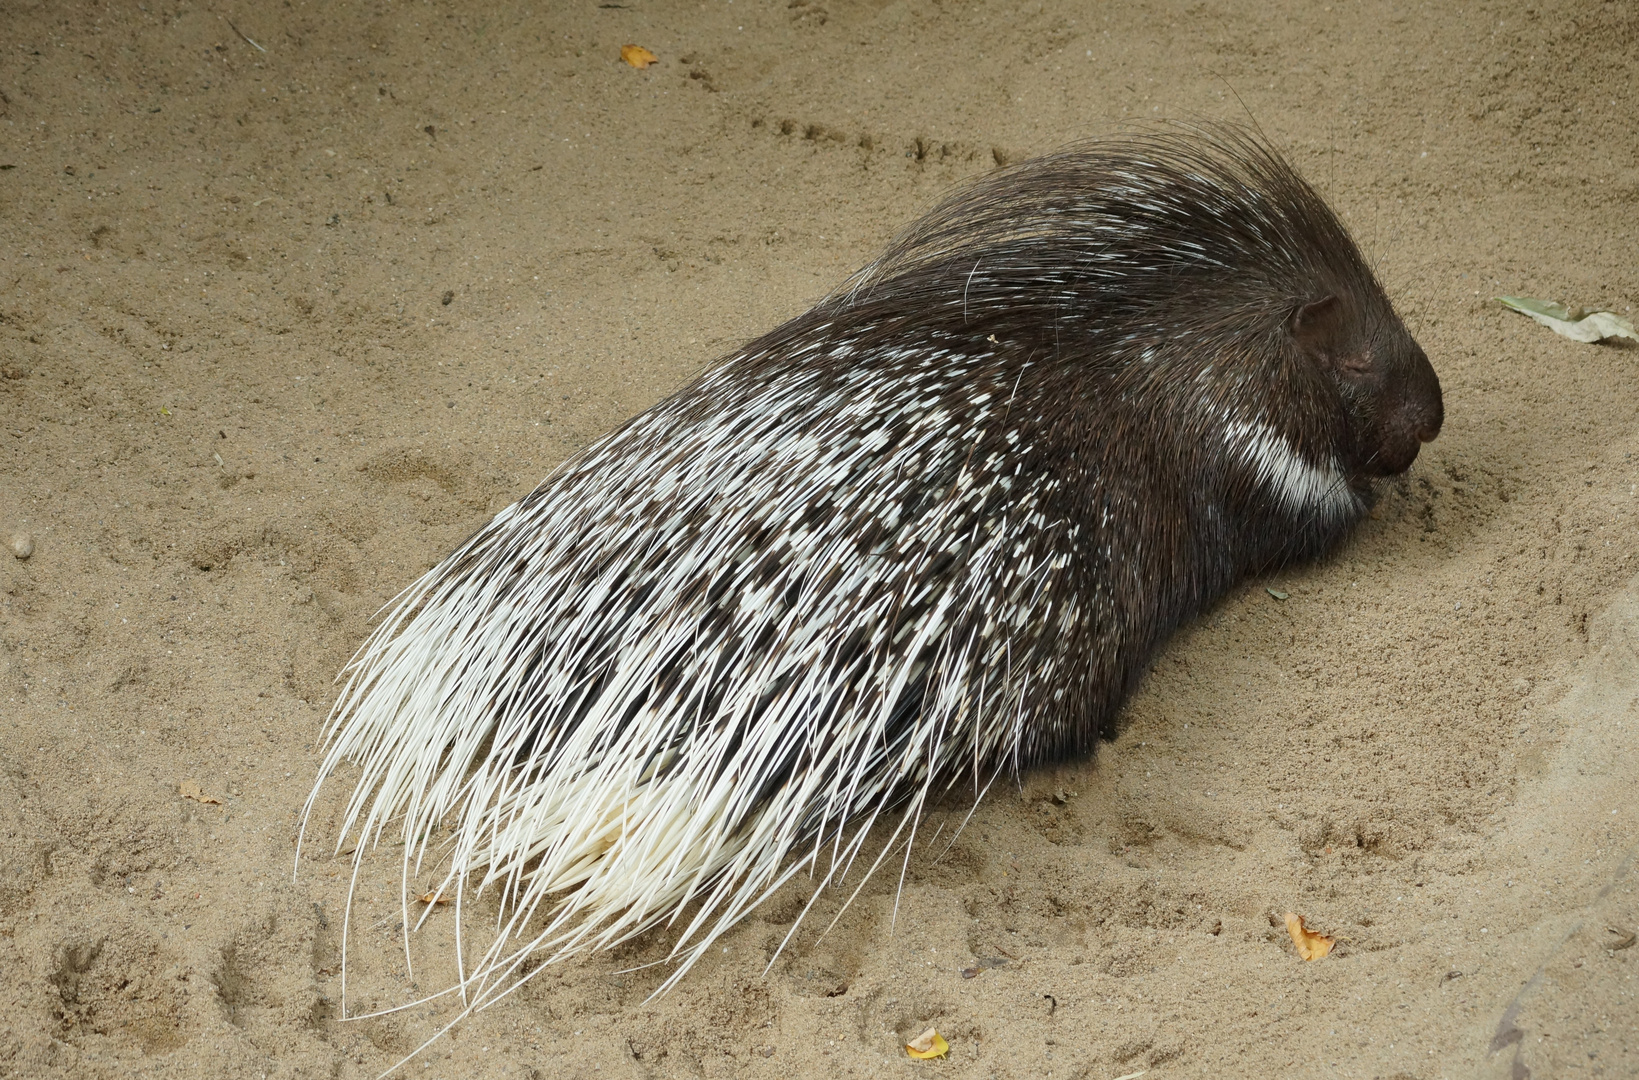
[2,1,1637,1077]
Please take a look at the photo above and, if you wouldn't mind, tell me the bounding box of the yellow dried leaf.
[1284,911,1334,960]
[419,889,449,905]
[179,781,222,804]
[905,1027,949,1059]
[620,44,658,69]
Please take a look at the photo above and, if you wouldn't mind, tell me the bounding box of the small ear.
[1290,295,1345,358]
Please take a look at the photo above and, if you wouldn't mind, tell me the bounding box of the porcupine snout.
[1366,335,1443,476]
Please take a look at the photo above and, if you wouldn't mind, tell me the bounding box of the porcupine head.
[827,125,1445,743]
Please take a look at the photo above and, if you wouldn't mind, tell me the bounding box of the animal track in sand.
[49,930,189,1055]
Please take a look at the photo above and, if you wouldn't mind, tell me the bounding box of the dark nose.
[1369,349,1442,476]
[1409,350,1443,444]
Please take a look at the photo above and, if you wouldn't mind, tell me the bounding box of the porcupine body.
[304,126,1442,1009]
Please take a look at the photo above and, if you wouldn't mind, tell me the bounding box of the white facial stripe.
[1224,418,1357,521]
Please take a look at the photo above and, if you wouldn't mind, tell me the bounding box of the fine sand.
[1,2,1636,1077]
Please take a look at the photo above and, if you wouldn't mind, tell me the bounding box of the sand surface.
[2,1,1637,1077]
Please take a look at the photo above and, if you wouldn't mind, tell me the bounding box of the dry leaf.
[179,781,222,804]
[1284,911,1334,960]
[1497,296,1638,344]
[961,955,1008,979]
[620,44,658,69]
[905,1027,949,1060]
[419,889,449,905]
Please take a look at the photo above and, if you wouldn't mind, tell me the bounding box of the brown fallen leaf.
[960,955,1008,979]
[620,44,658,69]
[419,889,449,905]
[179,781,222,804]
[1284,911,1334,960]
[906,1027,949,1060]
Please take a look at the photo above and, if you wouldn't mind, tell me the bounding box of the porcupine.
[302,125,1443,1016]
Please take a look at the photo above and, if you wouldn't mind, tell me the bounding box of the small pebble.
[8,531,33,559]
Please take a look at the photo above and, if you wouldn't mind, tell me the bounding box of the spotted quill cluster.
[302,125,1442,1028]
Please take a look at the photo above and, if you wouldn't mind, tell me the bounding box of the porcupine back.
[304,125,1441,1013]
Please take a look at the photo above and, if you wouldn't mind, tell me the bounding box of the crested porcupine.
[302,125,1442,1016]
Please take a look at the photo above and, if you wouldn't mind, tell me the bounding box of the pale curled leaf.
[1497,296,1638,344]
[906,1027,949,1059]
[1284,911,1334,960]
[179,781,222,804]
[1499,295,1579,321]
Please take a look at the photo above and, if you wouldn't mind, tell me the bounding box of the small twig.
[226,18,268,53]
